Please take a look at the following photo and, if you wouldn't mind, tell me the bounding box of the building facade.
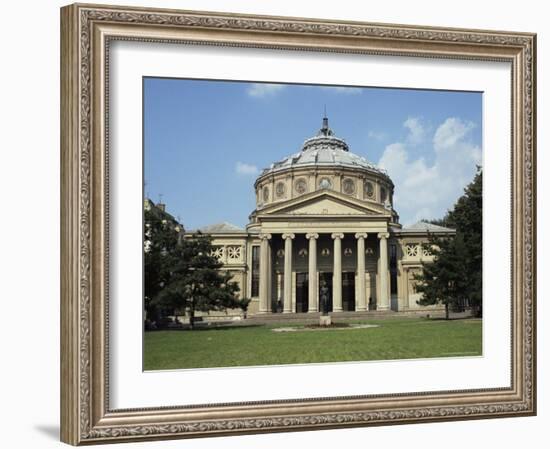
[192,117,454,316]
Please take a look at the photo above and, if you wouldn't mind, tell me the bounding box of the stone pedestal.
[319,315,332,327]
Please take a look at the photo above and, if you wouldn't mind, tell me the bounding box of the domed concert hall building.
[193,116,454,316]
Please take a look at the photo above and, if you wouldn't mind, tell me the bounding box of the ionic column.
[331,233,344,312]
[378,232,390,310]
[355,233,368,311]
[282,233,295,313]
[306,233,319,312]
[258,233,272,313]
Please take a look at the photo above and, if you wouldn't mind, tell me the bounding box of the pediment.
[259,191,385,217]
[283,197,371,215]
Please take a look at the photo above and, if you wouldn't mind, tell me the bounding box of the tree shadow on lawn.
[425,316,482,322]
[148,324,266,332]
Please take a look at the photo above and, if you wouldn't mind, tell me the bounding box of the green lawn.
[143,318,482,370]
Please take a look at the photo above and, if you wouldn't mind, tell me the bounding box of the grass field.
[143,318,482,370]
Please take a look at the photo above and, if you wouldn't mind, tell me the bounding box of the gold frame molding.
[60,3,537,445]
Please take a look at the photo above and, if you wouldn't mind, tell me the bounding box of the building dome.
[253,116,396,215]
[259,115,388,177]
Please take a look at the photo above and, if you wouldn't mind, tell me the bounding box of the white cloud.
[403,116,427,144]
[235,161,260,175]
[378,117,481,225]
[433,117,476,150]
[247,83,285,98]
[368,130,387,141]
[320,86,362,95]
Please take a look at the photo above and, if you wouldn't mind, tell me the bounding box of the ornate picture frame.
[60,3,536,445]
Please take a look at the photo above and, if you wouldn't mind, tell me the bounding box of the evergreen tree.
[446,168,483,315]
[414,168,483,318]
[143,205,180,322]
[414,234,469,319]
[156,233,249,329]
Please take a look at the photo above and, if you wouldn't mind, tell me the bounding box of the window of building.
[251,245,260,297]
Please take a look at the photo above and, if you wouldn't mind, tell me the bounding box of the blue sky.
[144,78,482,229]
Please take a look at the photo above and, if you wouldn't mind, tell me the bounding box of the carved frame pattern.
[61,3,536,445]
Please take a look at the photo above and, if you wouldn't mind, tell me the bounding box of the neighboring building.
[144,198,184,248]
[188,116,454,316]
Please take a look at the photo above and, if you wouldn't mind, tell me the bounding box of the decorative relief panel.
[421,244,432,257]
[405,243,419,257]
[211,246,244,264]
[262,186,270,202]
[227,246,243,262]
[364,181,374,199]
[275,181,286,198]
[211,246,224,262]
[342,177,356,195]
[295,178,308,195]
[318,177,332,190]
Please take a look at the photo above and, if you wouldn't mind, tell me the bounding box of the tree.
[156,233,249,328]
[414,168,483,318]
[143,205,180,323]
[414,234,470,319]
[445,168,482,315]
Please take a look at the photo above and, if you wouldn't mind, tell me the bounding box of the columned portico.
[255,230,398,314]
[195,115,455,317]
[378,232,390,310]
[331,233,344,312]
[306,233,319,312]
[355,233,368,311]
[258,233,272,313]
[282,233,295,313]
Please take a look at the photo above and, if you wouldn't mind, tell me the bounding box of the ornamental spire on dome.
[319,108,334,137]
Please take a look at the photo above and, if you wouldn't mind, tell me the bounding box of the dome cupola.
[259,115,386,176]
[253,115,396,222]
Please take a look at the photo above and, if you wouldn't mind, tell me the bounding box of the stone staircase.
[246,310,403,324]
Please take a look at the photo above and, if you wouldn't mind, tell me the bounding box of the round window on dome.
[364,181,374,198]
[318,177,332,190]
[275,181,286,198]
[262,186,270,202]
[342,178,356,195]
[295,178,308,195]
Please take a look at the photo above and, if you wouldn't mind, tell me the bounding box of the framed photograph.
[60,3,536,445]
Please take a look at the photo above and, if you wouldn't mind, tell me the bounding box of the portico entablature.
[256,220,390,235]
